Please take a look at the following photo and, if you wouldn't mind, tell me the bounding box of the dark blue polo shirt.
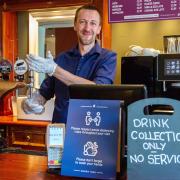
[39,42,117,123]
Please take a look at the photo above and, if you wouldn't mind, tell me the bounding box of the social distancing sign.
[61,99,120,180]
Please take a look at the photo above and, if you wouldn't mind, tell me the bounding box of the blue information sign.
[61,99,120,179]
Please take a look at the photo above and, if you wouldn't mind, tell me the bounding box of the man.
[24,4,117,123]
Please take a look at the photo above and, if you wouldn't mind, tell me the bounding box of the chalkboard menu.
[109,0,180,23]
[127,98,180,180]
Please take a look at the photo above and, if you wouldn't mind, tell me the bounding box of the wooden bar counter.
[0,116,124,180]
[0,153,82,180]
[0,115,50,126]
[0,153,123,180]
[0,117,75,179]
[0,116,50,151]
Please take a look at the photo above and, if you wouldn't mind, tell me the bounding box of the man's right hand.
[26,51,57,76]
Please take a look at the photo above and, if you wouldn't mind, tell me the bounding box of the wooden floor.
[0,153,125,180]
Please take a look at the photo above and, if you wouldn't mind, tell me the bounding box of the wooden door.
[55,27,77,56]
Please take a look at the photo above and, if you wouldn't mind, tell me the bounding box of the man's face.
[74,9,101,46]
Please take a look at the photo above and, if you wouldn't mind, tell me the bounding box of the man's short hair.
[74,4,101,24]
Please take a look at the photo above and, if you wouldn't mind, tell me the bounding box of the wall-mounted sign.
[127,98,180,180]
[109,0,180,23]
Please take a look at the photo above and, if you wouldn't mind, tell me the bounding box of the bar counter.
[0,116,125,180]
[0,115,50,126]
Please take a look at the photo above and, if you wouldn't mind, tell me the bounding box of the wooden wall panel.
[101,0,111,49]
[0,11,2,57]
[2,11,17,80]
[93,0,111,49]
[1,12,18,116]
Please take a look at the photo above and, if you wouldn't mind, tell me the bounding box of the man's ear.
[97,25,101,35]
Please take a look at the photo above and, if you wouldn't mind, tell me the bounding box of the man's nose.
[84,22,91,30]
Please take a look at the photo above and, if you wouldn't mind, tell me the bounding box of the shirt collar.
[68,41,102,57]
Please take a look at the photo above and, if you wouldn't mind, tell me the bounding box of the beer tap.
[14,57,34,97]
[0,58,12,81]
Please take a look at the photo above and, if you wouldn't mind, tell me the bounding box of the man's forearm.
[53,66,96,85]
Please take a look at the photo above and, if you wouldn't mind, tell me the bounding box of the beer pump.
[14,57,35,98]
[14,58,28,82]
[0,58,12,81]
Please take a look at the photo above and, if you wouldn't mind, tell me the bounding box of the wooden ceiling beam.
[1,0,93,11]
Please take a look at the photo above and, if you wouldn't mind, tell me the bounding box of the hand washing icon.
[83,141,98,157]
